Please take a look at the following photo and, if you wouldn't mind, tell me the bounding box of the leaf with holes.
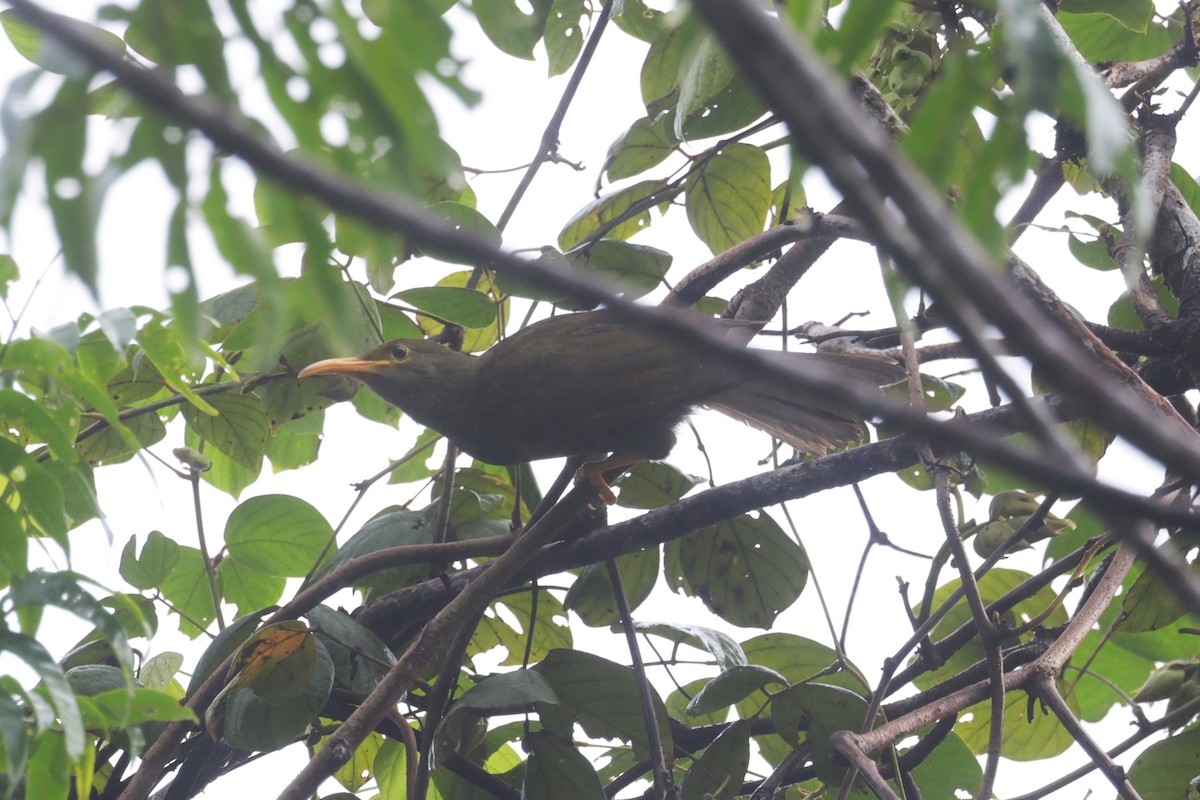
[685,144,771,254]
[605,115,677,181]
[666,511,809,628]
[559,180,669,250]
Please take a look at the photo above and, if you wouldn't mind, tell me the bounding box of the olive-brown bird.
[298,311,899,476]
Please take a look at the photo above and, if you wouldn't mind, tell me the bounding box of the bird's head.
[297,338,474,410]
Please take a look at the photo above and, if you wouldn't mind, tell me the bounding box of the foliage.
[0,1,1198,799]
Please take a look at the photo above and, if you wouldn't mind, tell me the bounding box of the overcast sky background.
[0,1,1193,796]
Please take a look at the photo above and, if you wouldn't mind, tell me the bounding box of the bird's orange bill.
[297,357,390,379]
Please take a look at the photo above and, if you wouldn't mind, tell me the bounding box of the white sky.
[0,1,1193,797]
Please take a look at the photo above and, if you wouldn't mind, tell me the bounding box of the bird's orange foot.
[573,454,644,505]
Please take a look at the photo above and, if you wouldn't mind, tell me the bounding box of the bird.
[297,310,902,498]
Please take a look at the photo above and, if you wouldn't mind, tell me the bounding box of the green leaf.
[0,253,18,299]
[772,684,868,785]
[305,509,435,599]
[182,390,270,471]
[419,202,502,266]
[1116,559,1200,633]
[375,738,410,800]
[120,531,181,591]
[0,437,67,545]
[678,719,750,800]
[563,548,659,627]
[220,637,334,752]
[77,412,166,466]
[915,569,1070,694]
[675,35,767,139]
[905,730,983,799]
[1068,232,1117,270]
[687,665,787,716]
[351,385,401,428]
[1059,0,1154,33]
[956,686,1078,760]
[218,558,287,618]
[605,115,677,181]
[90,686,195,726]
[265,416,323,473]
[26,730,69,800]
[545,0,586,77]
[140,652,184,692]
[666,678,727,726]
[523,730,605,800]
[1171,163,1200,217]
[64,664,137,704]
[186,612,268,699]
[0,631,84,759]
[224,494,334,578]
[0,688,28,778]
[535,649,673,763]
[1107,275,1179,330]
[159,546,216,637]
[633,622,748,671]
[1128,726,1200,799]
[883,373,965,413]
[902,49,990,190]
[641,22,687,113]
[785,0,824,40]
[415,270,508,353]
[826,0,902,70]
[10,573,140,673]
[474,0,553,59]
[125,0,228,77]
[379,304,426,340]
[0,389,78,463]
[613,0,669,43]
[254,172,327,247]
[392,285,498,329]
[106,363,167,406]
[737,633,865,704]
[0,9,126,75]
[0,504,28,586]
[685,144,771,255]
[615,461,700,508]
[188,430,260,499]
[486,589,574,667]
[494,248,571,303]
[1071,628,1158,722]
[76,333,124,397]
[567,240,673,300]
[305,605,396,695]
[6,336,140,452]
[666,512,809,628]
[86,80,141,119]
[136,322,216,415]
[435,670,559,768]
[37,79,102,293]
[558,179,669,250]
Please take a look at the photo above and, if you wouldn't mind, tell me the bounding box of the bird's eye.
[391,345,409,360]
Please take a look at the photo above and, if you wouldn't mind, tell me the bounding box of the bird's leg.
[574,454,644,504]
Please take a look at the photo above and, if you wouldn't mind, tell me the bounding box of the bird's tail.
[705,351,903,454]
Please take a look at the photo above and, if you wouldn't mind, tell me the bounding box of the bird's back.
[473,312,740,461]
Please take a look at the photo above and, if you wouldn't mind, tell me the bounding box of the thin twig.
[606,559,672,798]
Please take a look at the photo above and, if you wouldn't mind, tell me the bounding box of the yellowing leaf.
[228,621,316,699]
